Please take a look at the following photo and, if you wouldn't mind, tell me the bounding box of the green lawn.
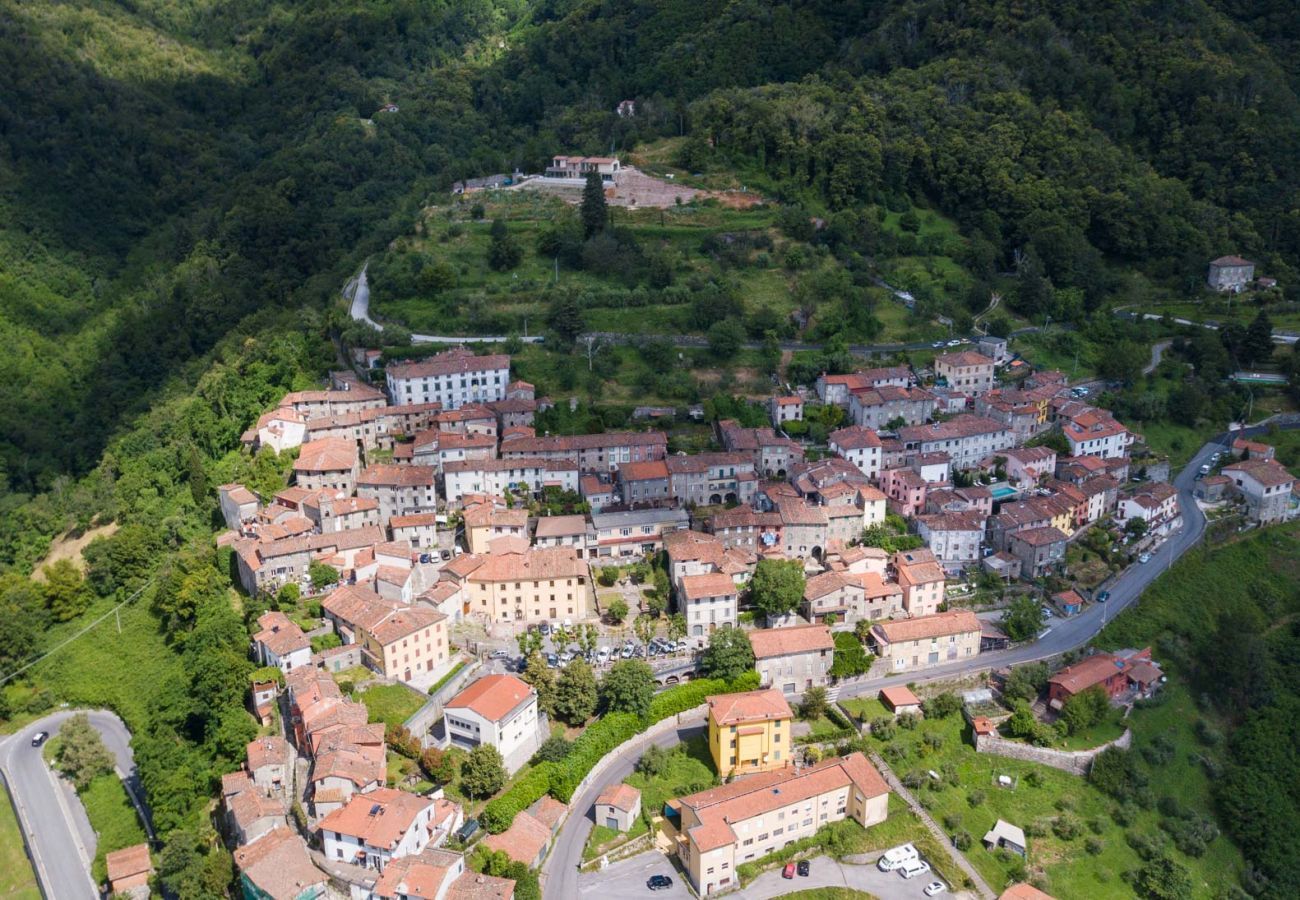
[81,774,147,885]
[1057,709,1127,751]
[356,683,427,729]
[624,735,717,820]
[839,698,889,722]
[856,701,1240,899]
[775,890,877,900]
[0,791,40,899]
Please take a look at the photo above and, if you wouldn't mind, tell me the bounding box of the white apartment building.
[443,675,539,772]
[385,349,511,409]
[678,573,739,641]
[319,788,437,871]
[827,426,883,479]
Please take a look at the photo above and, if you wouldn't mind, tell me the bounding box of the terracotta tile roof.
[293,437,358,472]
[373,848,459,900]
[1210,255,1252,267]
[747,624,834,658]
[935,350,994,369]
[480,810,552,866]
[899,415,1009,444]
[893,549,946,586]
[391,512,440,528]
[253,611,309,657]
[234,829,324,899]
[528,795,567,831]
[312,738,385,789]
[880,686,920,709]
[618,459,670,481]
[871,610,980,643]
[1223,457,1295,487]
[445,674,535,723]
[465,547,586,583]
[707,688,792,726]
[804,570,859,600]
[1048,653,1128,695]
[679,572,738,601]
[534,515,587,537]
[448,871,516,900]
[387,349,510,379]
[501,432,667,454]
[227,783,283,831]
[105,843,152,885]
[1010,525,1069,547]
[444,456,578,473]
[358,463,437,487]
[221,484,259,505]
[858,572,902,599]
[664,451,752,474]
[828,425,883,450]
[916,511,986,533]
[317,787,434,849]
[595,783,641,812]
[246,736,291,773]
[368,605,446,646]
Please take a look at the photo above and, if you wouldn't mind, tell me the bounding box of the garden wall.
[973,728,1131,775]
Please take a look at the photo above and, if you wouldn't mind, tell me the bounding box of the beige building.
[869,609,981,672]
[672,753,890,895]
[321,585,450,688]
[293,437,360,493]
[747,624,835,694]
[464,500,529,553]
[934,350,996,396]
[445,546,592,623]
[594,783,642,833]
[893,548,946,617]
[706,688,793,777]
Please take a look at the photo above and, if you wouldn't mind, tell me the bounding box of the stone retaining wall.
[973,728,1131,775]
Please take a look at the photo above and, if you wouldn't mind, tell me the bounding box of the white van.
[899,859,932,880]
[877,843,919,871]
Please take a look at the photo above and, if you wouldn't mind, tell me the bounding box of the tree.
[1001,596,1044,642]
[42,559,90,622]
[420,747,458,784]
[750,559,805,618]
[57,713,116,790]
[1125,516,1148,539]
[578,623,599,657]
[1003,661,1050,702]
[308,561,338,589]
[487,221,523,272]
[546,293,585,345]
[521,651,557,717]
[707,318,746,359]
[1135,853,1194,900]
[534,735,572,763]
[799,686,829,720]
[461,745,507,799]
[600,659,655,717]
[829,631,872,678]
[922,692,962,718]
[1060,685,1110,735]
[667,613,687,644]
[517,630,544,659]
[854,619,873,644]
[633,614,658,649]
[637,744,672,778]
[554,658,599,725]
[701,625,755,680]
[605,597,629,624]
[1243,309,1275,366]
[581,171,607,238]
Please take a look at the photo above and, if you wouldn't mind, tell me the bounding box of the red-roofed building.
[747,624,835,693]
[386,349,511,409]
[443,675,539,771]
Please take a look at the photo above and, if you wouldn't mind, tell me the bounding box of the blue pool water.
[991,486,1018,500]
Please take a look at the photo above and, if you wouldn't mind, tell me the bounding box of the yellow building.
[442,546,592,623]
[706,689,793,777]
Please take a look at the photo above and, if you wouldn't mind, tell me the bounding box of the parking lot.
[577,850,691,900]
[482,626,697,675]
[745,854,971,900]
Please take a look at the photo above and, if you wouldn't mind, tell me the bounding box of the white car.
[1139,552,1152,564]
[621,644,635,659]
[558,651,574,665]
[877,843,918,871]
[924,881,948,897]
[596,647,611,665]
[899,859,931,880]
[947,338,962,346]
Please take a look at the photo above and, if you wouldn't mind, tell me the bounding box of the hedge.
[481,673,767,817]
[482,762,556,833]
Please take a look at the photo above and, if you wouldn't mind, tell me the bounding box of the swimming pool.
[991,486,1018,500]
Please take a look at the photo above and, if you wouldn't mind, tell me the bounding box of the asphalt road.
[545,720,705,900]
[0,710,148,900]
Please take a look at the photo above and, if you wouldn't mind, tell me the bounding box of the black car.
[1095,590,1110,604]
[797,860,810,877]
[30,731,48,748]
[647,875,673,891]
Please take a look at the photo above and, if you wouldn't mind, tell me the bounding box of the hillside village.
[197,338,1300,900]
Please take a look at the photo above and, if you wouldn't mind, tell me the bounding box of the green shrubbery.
[482,763,555,833]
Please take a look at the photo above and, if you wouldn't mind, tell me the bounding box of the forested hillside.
[2,1,1300,895]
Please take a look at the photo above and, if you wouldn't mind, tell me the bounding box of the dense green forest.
[3,0,1300,895]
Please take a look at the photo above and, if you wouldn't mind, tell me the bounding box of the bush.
[943,812,963,830]
[922,692,962,718]
[869,717,896,741]
[597,566,619,587]
[482,763,554,833]
[1086,836,1105,855]
[1053,813,1083,840]
[533,736,572,764]
[1194,719,1222,747]
[968,790,986,808]
[1142,735,1176,766]
[1023,769,1044,789]
[953,830,973,851]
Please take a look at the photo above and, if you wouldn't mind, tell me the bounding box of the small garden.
[355,682,427,729]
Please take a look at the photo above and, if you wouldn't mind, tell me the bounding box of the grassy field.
[82,774,147,884]
[0,792,40,899]
[356,683,427,729]
[774,890,877,899]
[838,698,889,722]
[853,699,1240,898]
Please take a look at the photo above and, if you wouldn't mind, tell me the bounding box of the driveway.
[578,850,690,900]
[0,710,147,900]
[747,855,969,900]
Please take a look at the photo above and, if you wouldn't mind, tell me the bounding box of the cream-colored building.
[869,609,981,672]
[747,624,835,694]
[443,546,592,623]
[672,752,890,895]
[934,350,996,396]
[892,548,946,617]
[321,585,450,688]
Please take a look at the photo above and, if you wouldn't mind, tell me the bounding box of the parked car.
[1040,606,1054,618]
[674,640,689,652]
[546,653,559,668]
[489,649,510,660]
[899,859,931,880]
[538,622,552,636]
[797,860,810,877]
[782,863,796,879]
[559,651,575,665]
[622,644,635,659]
[931,340,945,349]
[947,338,962,346]
[30,731,48,748]
[596,647,611,664]
[646,875,673,891]
[1139,553,1152,564]
[924,881,948,896]
[1095,590,1110,603]
[877,844,919,871]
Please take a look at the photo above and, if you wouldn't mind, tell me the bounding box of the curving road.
[0,710,148,900]
[542,433,1253,899]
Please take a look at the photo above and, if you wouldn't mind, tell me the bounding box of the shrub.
[943,812,963,831]
[1086,837,1105,856]
[1194,719,1223,746]
[923,732,945,751]
[482,763,555,833]
[1024,769,1044,788]
[968,790,986,808]
[897,712,919,730]
[1142,735,1176,766]
[1053,813,1083,840]
[1024,819,1049,838]
[922,692,962,718]
[869,717,896,741]
[533,736,572,764]
[953,830,973,851]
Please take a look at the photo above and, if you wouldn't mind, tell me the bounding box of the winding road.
[0,710,148,900]
[541,430,1257,899]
